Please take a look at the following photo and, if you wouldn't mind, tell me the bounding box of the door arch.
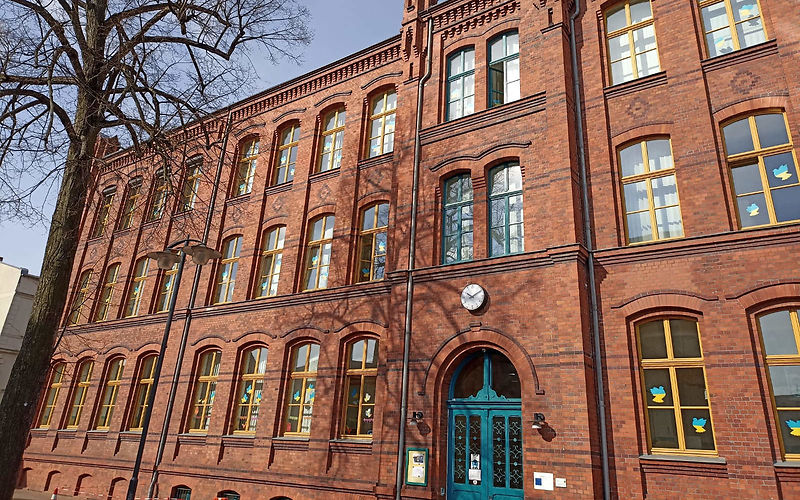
[448,349,523,499]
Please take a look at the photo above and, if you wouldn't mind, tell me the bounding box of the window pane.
[639,321,668,359]
[655,206,683,239]
[765,152,797,189]
[759,310,798,356]
[454,356,483,399]
[648,408,679,448]
[491,352,521,399]
[489,37,505,62]
[624,181,649,212]
[611,59,634,85]
[507,33,519,55]
[507,166,522,192]
[620,143,645,177]
[635,50,660,77]
[770,365,800,407]
[627,211,653,243]
[756,114,790,150]
[731,163,763,194]
[731,0,759,21]
[629,0,653,24]
[676,367,707,406]
[736,17,766,48]
[681,408,715,450]
[670,319,701,357]
[702,2,730,31]
[606,5,627,32]
[608,34,631,61]
[723,118,754,155]
[650,175,678,207]
[778,409,800,455]
[633,25,657,53]
[707,29,735,57]
[490,199,506,227]
[464,49,475,71]
[644,369,673,405]
[308,344,320,371]
[737,192,770,227]
[646,140,673,171]
[772,185,800,223]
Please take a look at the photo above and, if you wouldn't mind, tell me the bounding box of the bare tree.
[0,0,310,495]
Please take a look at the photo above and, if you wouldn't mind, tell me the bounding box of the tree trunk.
[0,133,94,499]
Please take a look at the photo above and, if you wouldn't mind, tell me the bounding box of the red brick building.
[18,0,800,498]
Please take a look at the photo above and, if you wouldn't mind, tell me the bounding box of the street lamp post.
[125,238,220,500]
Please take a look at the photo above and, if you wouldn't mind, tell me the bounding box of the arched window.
[146,168,169,222]
[117,177,142,231]
[233,138,258,196]
[722,112,799,228]
[342,338,378,437]
[67,270,92,325]
[188,349,221,432]
[605,0,660,84]
[129,354,157,431]
[488,163,524,256]
[37,363,65,428]
[255,226,285,298]
[171,486,192,500]
[233,346,268,433]
[214,236,242,304]
[619,138,683,243]
[284,342,319,435]
[273,125,300,185]
[95,357,125,430]
[443,174,474,264]
[217,491,240,500]
[447,48,475,121]
[95,263,121,322]
[756,309,800,459]
[488,31,520,107]
[318,109,346,172]
[699,0,766,58]
[91,186,116,238]
[367,90,397,158]
[124,257,150,317]
[155,262,178,313]
[637,319,716,454]
[357,203,389,282]
[66,360,94,428]
[304,215,334,291]
[180,158,203,211]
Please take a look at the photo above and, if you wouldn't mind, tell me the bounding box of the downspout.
[569,2,611,499]
[146,110,234,499]
[395,17,433,500]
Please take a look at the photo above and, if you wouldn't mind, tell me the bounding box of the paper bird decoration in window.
[255,395,261,404]
[311,256,318,265]
[363,392,371,402]
[241,393,249,404]
[306,387,315,402]
[739,5,756,18]
[378,242,386,252]
[650,386,667,403]
[350,387,358,398]
[365,408,372,418]
[773,164,792,181]
[692,417,707,433]
[787,420,800,437]
[293,390,301,401]
[746,203,760,217]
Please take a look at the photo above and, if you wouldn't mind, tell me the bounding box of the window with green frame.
[443,174,473,264]
[488,163,524,257]
[637,319,716,455]
[698,0,767,58]
[447,48,475,121]
[488,31,520,108]
[757,309,800,459]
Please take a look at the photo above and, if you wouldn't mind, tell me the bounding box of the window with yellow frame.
[274,125,300,185]
[722,112,800,229]
[319,109,345,173]
[367,90,397,158]
[255,226,285,298]
[94,263,121,322]
[124,257,149,318]
[66,360,94,429]
[91,187,116,238]
[619,138,684,244]
[304,215,334,291]
[180,159,202,211]
[637,319,717,454]
[147,168,169,221]
[67,270,92,325]
[95,357,125,430]
[232,346,268,433]
[155,263,178,313]
[284,342,319,435]
[214,236,242,304]
[129,354,157,431]
[116,177,142,231]
[188,349,221,432]
[233,139,258,196]
[342,338,378,438]
[698,0,767,59]
[605,0,661,85]
[357,203,389,283]
[757,309,800,459]
[38,363,65,428]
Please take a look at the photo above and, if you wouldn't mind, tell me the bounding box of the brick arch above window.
[613,290,718,319]
[713,97,791,124]
[611,123,673,147]
[729,281,800,312]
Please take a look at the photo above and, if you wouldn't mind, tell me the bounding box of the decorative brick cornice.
[429,141,531,171]
[430,0,521,40]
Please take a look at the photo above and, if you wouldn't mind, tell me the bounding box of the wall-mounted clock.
[460,283,486,311]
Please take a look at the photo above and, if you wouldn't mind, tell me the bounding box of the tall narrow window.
[91,187,116,238]
[95,358,125,430]
[699,0,767,58]
[357,203,389,282]
[188,349,221,432]
[274,126,299,185]
[319,109,346,172]
[233,346,268,433]
[637,319,716,454]
[489,163,524,256]
[233,139,258,196]
[180,159,202,211]
[147,169,169,221]
[255,226,285,298]
[94,263,121,322]
[284,343,319,435]
[304,215,335,290]
[66,360,94,429]
[443,174,474,264]
[155,263,178,313]
[619,138,684,243]
[117,177,142,231]
[605,0,660,85]
[68,270,92,325]
[368,90,397,158]
[214,236,242,304]
[757,309,800,459]
[342,338,378,438]
[447,48,475,120]
[129,355,157,431]
[723,112,799,228]
[124,258,149,317]
[488,31,520,107]
[38,363,65,428]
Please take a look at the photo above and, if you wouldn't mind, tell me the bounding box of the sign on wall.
[405,447,429,486]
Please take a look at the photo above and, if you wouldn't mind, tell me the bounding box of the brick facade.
[18,0,800,498]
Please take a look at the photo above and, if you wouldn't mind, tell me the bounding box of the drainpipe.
[569,2,611,499]
[395,17,433,500]
[145,110,233,499]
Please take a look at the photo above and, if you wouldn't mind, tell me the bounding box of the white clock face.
[461,284,486,311]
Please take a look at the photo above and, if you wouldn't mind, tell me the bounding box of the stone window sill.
[640,454,726,464]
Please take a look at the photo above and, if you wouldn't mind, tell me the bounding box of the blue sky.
[0,0,403,275]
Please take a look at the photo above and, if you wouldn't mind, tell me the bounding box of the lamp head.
[183,243,222,266]
[147,250,180,270]
[532,412,546,429]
